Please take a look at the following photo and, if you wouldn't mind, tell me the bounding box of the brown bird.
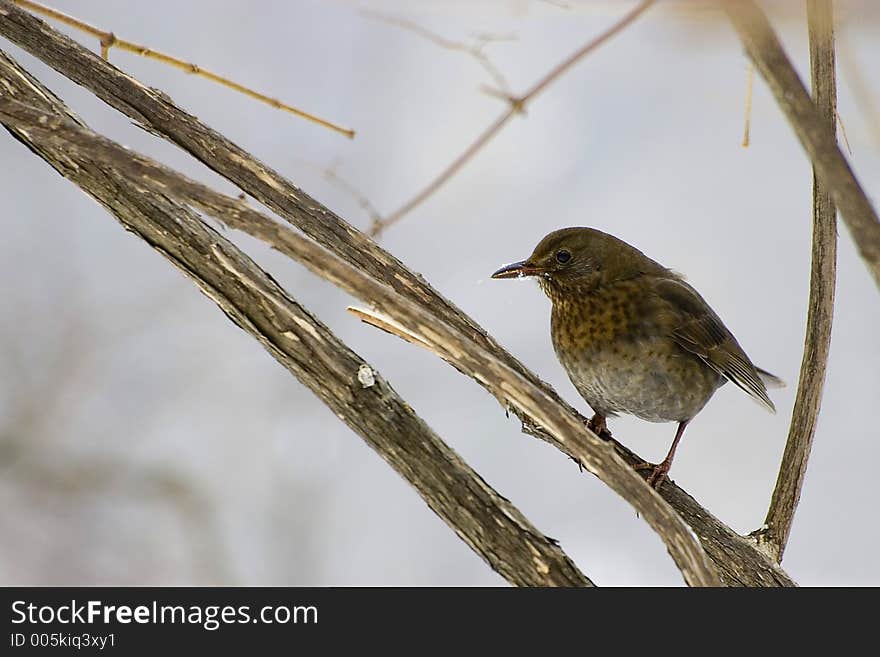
[492,227,782,488]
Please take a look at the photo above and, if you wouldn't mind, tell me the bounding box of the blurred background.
[1,0,878,586]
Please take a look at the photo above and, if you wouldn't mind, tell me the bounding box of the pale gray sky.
[1,0,878,585]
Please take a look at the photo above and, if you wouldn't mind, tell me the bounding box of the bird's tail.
[756,367,786,389]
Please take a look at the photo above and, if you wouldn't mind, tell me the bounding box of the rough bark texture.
[0,50,593,588]
[724,0,880,290]
[754,0,838,563]
[0,1,801,586]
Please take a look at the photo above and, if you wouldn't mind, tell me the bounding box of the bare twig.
[723,0,880,291]
[753,0,838,563]
[9,0,354,137]
[370,0,656,236]
[374,110,517,235]
[363,11,513,96]
[298,161,384,231]
[0,55,592,587]
[347,307,433,350]
[743,62,754,147]
[0,2,797,586]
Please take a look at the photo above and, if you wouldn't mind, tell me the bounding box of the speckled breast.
[550,281,724,423]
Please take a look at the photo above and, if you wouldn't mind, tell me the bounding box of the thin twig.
[347,307,433,350]
[743,62,754,147]
[371,0,656,236]
[374,110,517,235]
[294,159,384,229]
[723,0,880,291]
[10,0,354,138]
[363,11,514,96]
[753,0,838,563]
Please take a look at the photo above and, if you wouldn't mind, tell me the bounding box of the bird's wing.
[652,277,776,413]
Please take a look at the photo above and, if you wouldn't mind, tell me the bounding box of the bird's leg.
[647,420,689,489]
[571,413,611,473]
[586,413,612,440]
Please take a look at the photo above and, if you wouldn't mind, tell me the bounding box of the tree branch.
[752,0,838,563]
[0,51,592,588]
[0,2,797,586]
[723,0,880,291]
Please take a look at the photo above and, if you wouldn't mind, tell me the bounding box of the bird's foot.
[647,462,671,489]
[586,414,612,440]
[632,460,670,489]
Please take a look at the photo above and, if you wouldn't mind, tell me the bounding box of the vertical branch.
[755,0,838,562]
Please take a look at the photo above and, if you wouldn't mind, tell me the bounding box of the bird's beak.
[491,260,544,279]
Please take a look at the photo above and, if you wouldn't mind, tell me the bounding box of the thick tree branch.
[723,0,880,291]
[753,0,838,563]
[0,3,797,586]
[0,52,592,588]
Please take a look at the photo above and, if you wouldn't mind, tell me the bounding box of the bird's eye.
[555,249,571,264]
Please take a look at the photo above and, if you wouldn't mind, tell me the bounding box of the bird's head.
[491,227,664,298]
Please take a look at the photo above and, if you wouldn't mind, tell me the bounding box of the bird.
[491,227,782,488]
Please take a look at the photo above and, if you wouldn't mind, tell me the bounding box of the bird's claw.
[632,460,669,489]
[586,415,612,440]
[647,463,670,489]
